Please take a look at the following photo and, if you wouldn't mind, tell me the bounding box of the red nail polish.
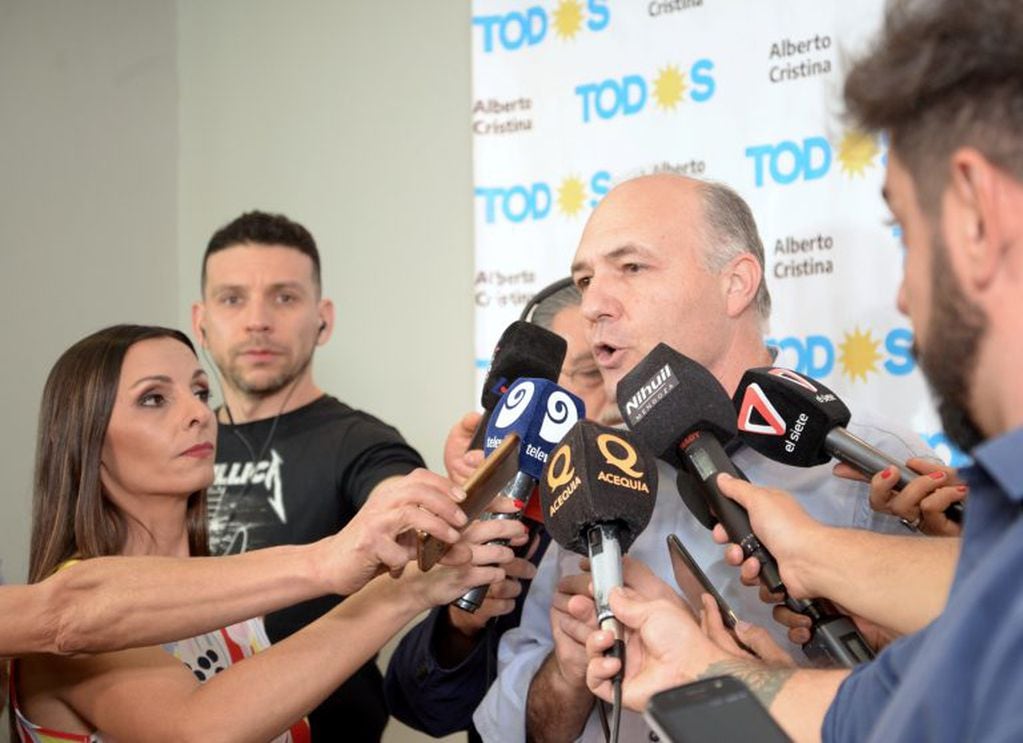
[882,467,894,479]
[957,485,968,494]
[513,499,526,510]
[929,471,945,480]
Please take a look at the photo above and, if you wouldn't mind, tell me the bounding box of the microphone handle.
[679,433,784,594]
[795,596,876,667]
[452,472,534,613]
[825,427,963,524]
[588,523,624,628]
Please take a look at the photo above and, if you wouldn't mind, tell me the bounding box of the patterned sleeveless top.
[9,616,311,742]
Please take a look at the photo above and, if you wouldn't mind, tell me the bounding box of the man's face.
[885,153,987,450]
[195,244,327,399]
[570,176,731,400]
[549,304,610,422]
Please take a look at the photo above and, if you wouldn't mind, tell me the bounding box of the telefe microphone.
[618,344,874,668]
[454,378,585,612]
[539,420,657,664]
[468,321,568,451]
[733,367,963,524]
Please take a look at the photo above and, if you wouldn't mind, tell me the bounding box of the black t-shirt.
[208,395,425,741]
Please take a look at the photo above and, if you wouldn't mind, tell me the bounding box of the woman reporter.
[9,325,509,742]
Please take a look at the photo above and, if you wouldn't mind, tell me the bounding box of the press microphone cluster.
[618,344,874,668]
[539,420,657,678]
[468,321,567,451]
[733,367,963,524]
[454,377,585,613]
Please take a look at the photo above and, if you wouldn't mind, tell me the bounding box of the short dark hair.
[202,210,321,291]
[844,0,1023,214]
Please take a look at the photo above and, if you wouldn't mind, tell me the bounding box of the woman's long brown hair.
[28,325,209,583]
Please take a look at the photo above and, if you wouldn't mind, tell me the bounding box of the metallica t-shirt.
[208,394,425,741]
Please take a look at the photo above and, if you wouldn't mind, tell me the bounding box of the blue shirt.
[824,426,1023,742]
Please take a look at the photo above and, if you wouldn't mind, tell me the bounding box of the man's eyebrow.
[571,243,652,274]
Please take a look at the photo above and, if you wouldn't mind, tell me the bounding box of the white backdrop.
[470,0,966,466]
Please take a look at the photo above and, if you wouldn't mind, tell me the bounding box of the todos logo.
[576,59,715,123]
[768,327,915,382]
[746,130,881,187]
[474,0,609,54]
[475,171,612,224]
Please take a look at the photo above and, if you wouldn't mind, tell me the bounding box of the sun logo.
[553,0,584,39]
[836,130,879,177]
[838,327,883,382]
[557,177,587,216]
[652,65,687,110]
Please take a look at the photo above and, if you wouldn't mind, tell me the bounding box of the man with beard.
[581,0,1023,740]
[191,211,465,741]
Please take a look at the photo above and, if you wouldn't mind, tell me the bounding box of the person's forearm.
[697,658,847,743]
[171,572,426,743]
[42,542,334,654]
[795,529,958,635]
[526,652,595,742]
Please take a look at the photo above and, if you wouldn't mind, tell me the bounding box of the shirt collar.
[970,426,1023,502]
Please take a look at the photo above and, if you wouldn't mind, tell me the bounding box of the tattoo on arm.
[698,660,796,709]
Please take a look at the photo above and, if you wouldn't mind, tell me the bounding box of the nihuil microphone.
[734,366,963,524]
[454,378,585,612]
[469,321,567,451]
[618,344,874,668]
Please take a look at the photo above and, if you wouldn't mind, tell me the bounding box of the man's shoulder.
[286,395,408,440]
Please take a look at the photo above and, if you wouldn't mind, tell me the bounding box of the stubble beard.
[914,230,988,452]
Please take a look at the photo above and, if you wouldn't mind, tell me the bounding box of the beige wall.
[1,2,474,741]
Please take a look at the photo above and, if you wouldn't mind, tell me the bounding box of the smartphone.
[645,675,791,743]
[666,534,739,630]
[417,432,522,571]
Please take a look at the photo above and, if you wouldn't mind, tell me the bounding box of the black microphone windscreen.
[540,421,657,555]
[481,321,568,410]
[733,367,851,467]
[616,344,736,464]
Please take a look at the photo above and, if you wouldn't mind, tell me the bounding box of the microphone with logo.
[468,321,568,451]
[454,378,585,613]
[539,420,657,743]
[617,344,874,668]
[733,366,963,526]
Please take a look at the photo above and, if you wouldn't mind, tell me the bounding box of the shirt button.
[648,733,660,742]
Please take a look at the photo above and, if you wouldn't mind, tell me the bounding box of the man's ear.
[191,303,207,347]
[316,299,336,345]
[722,253,762,319]
[946,147,1008,290]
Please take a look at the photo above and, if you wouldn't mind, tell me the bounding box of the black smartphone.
[666,534,739,629]
[644,675,791,743]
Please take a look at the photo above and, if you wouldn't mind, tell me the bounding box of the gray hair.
[698,180,772,325]
[530,282,582,330]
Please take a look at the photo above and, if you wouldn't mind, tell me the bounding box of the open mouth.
[593,342,622,366]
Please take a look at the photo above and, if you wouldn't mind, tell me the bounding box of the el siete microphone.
[468,321,568,451]
[617,344,874,668]
[539,421,657,669]
[734,367,963,524]
[454,378,586,613]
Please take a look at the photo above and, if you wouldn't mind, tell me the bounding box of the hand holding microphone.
[733,366,964,533]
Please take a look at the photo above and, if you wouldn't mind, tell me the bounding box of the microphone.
[469,321,568,451]
[453,378,585,613]
[539,420,657,665]
[733,366,963,524]
[617,344,874,668]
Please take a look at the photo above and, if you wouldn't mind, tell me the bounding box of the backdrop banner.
[470,0,964,466]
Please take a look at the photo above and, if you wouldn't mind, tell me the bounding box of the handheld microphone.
[454,378,585,613]
[469,321,568,451]
[617,344,874,668]
[734,367,963,524]
[539,421,657,663]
